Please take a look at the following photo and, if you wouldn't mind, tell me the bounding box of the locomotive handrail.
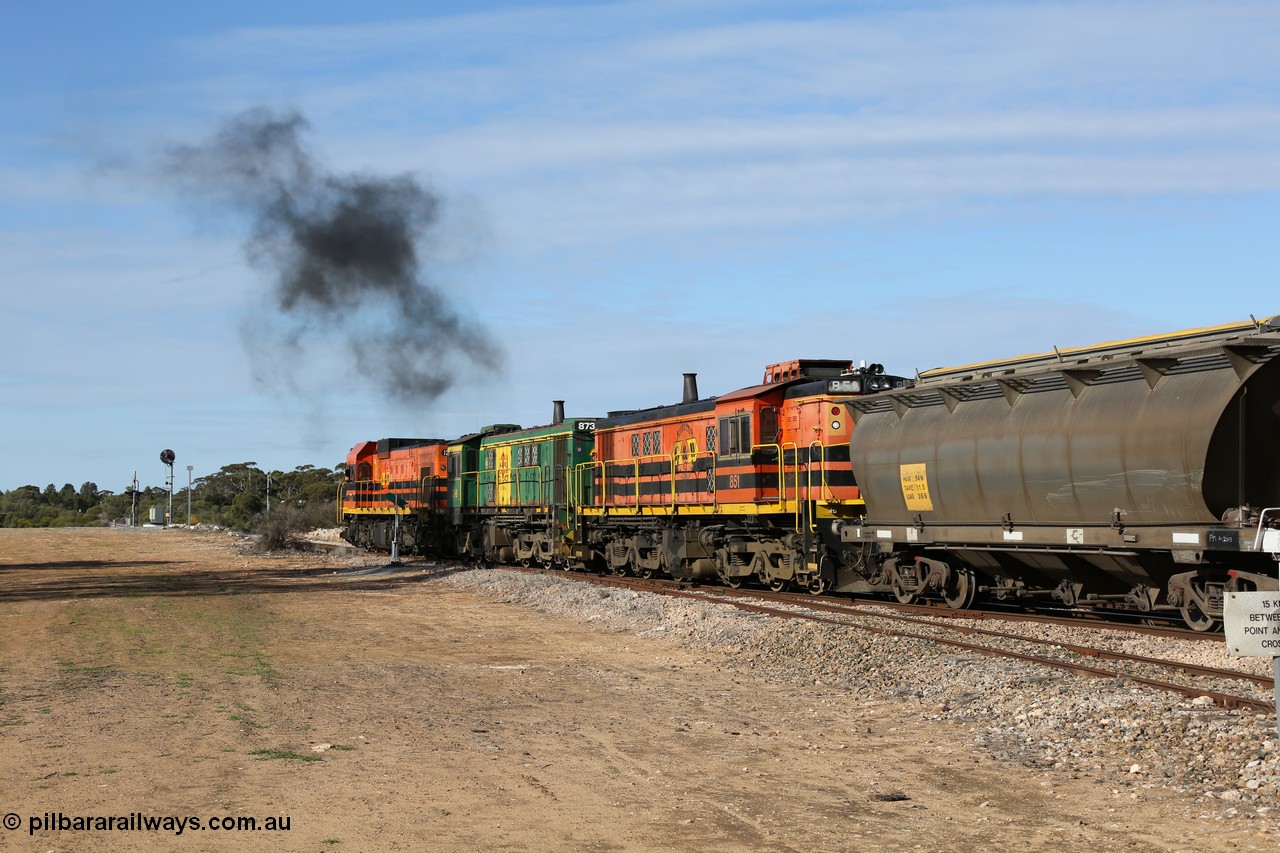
[568,462,581,509]
[810,439,834,504]
[751,442,784,505]
[775,441,799,532]
[669,449,679,508]
[421,474,449,514]
[665,447,714,511]
[708,451,718,513]
[341,477,422,518]
[754,443,788,519]
[513,464,544,506]
[582,451,724,514]
[458,467,489,507]
[636,453,671,507]
[593,457,641,509]
[696,449,718,512]
[808,441,825,532]
[571,460,602,510]
[345,479,396,509]
[1254,507,1280,554]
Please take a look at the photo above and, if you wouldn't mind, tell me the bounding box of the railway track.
[513,567,1276,714]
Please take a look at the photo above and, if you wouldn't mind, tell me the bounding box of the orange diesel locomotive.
[340,438,450,553]
[571,360,909,594]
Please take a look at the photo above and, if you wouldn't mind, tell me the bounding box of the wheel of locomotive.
[1180,599,1222,633]
[942,568,977,610]
[892,578,917,605]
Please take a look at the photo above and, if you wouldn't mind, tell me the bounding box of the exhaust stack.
[683,373,699,403]
[552,400,565,424]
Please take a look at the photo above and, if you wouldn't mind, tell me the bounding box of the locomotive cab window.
[718,414,752,456]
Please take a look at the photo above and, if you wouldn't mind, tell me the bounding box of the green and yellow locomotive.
[445,403,597,566]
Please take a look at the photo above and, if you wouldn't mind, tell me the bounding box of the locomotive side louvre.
[843,315,1280,629]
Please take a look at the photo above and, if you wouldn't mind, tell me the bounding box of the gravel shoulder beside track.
[442,568,1280,822]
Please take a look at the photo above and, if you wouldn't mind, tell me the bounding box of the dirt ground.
[0,528,1273,851]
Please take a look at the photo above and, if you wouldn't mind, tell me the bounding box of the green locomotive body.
[446,406,596,565]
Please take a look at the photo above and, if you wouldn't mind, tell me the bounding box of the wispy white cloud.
[4,0,1279,489]
[160,1,1278,249]
[415,110,1280,176]
[179,1,1280,113]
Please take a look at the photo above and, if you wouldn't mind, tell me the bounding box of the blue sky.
[3,0,1279,492]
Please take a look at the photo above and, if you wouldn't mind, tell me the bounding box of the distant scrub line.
[0,462,342,534]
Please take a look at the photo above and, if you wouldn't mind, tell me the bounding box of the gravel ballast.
[439,568,1279,823]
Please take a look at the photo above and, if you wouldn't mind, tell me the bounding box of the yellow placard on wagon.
[899,463,933,512]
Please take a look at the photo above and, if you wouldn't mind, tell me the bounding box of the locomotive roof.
[918,314,1280,385]
[451,418,596,446]
[598,376,866,428]
[597,398,717,428]
[368,437,448,454]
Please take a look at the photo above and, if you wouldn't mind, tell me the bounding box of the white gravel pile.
[439,568,1279,821]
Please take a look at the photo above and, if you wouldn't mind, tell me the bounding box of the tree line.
[0,462,344,531]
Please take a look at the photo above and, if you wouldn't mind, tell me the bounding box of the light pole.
[186,465,193,527]
[266,472,272,512]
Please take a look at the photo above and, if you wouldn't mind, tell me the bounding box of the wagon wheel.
[942,568,977,610]
[768,577,789,593]
[724,575,744,589]
[639,565,655,579]
[1180,599,1222,633]
[807,575,830,596]
[892,577,917,605]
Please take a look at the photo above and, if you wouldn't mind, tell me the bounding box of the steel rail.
[707,588,1274,688]
[827,596,1220,642]
[516,568,1274,714]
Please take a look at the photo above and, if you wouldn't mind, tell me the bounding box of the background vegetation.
[0,462,344,532]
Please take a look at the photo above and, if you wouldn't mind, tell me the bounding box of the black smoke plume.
[158,107,501,403]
